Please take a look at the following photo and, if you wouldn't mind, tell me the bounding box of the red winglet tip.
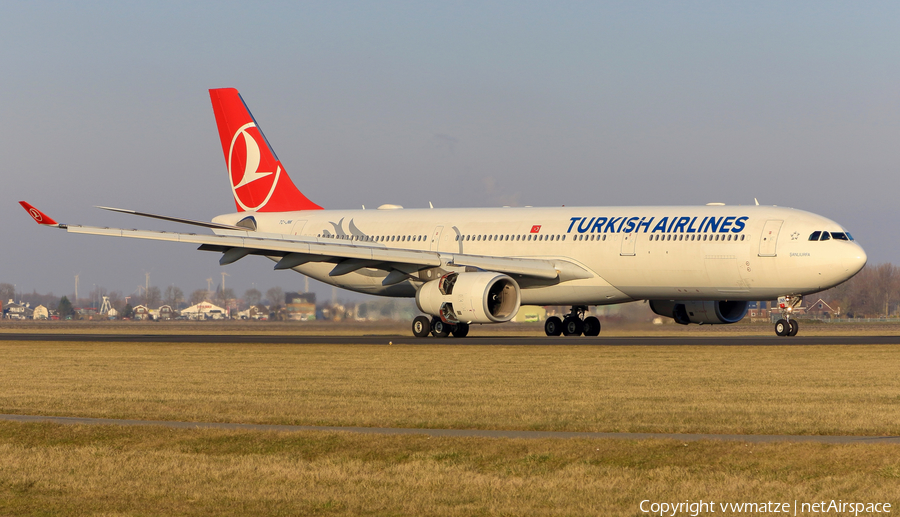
[19,201,59,226]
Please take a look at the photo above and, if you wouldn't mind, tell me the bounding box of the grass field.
[1,334,899,515]
[3,318,900,336]
[1,422,898,516]
[1,341,899,435]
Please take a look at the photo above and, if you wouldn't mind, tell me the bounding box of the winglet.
[19,201,60,226]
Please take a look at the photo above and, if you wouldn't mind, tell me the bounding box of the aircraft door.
[620,232,636,256]
[758,220,783,257]
[290,220,308,236]
[430,226,444,252]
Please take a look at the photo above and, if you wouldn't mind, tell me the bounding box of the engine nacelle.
[649,300,749,325]
[416,272,521,324]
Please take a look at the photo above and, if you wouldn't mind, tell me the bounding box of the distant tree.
[216,287,235,307]
[144,286,162,308]
[266,287,285,306]
[189,289,208,305]
[122,303,134,319]
[57,296,74,318]
[244,288,262,307]
[0,283,15,302]
[164,285,185,308]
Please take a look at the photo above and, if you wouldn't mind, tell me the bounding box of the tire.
[412,316,431,338]
[788,319,799,336]
[774,319,789,337]
[562,317,583,336]
[583,316,601,337]
[544,316,563,336]
[431,319,450,337]
[451,323,469,338]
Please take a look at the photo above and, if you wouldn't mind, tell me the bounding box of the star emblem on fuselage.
[791,231,800,240]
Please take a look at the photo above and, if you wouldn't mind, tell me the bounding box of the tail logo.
[29,208,43,222]
[228,122,282,211]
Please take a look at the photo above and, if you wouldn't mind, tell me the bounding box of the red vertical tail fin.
[209,88,322,212]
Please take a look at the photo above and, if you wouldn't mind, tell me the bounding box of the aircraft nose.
[842,243,867,277]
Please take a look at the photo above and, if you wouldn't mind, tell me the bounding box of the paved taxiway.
[1,333,900,345]
[2,414,898,444]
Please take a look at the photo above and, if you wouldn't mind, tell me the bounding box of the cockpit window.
[846,233,854,241]
[831,232,850,241]
[819,232,830,241]
[808,231,821,241]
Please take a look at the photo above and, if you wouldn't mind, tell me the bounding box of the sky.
[1,1,898,304]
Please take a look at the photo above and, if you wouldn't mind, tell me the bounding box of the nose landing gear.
[774,295,801,337]
[544,306,601,337]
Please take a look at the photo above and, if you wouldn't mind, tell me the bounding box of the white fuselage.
[213,205,867,305]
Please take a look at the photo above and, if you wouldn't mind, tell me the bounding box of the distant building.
[157,305,178,320]
[4,300,33,320]
[514,305,547,323]
[237,305,269,320]
[181,301,227,320]
[32,305,49,320]
[806,298,838,318]
[132,305,153,320]
[285,292,316,321]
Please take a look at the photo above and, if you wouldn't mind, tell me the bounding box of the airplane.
[20,88,867,337]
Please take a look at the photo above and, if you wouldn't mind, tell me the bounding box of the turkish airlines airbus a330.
[21,88,867,337]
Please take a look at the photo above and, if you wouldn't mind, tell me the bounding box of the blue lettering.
[591,217,607,233]
[577,217,595,233]
[622,217,639,233]
[719,216,736,233]
[652,217,669,233]
[637,217,654,233]
[673,217,690,233]
[616,217,629,232]
[567,217,581,233]
[697,217,709,232]
[732,216,749,233]
[604,217,622,233]
[686,216,698,233]
[667,217,678,232]
[704,217,722,233]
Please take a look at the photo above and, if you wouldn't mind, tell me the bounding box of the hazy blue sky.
[2,1,898,303]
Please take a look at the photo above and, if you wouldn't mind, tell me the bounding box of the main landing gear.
[544,306,601,337]
[774,295,801,337]
[411,315,469,338]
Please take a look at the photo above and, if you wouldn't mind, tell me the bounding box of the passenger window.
[820,232,831,241]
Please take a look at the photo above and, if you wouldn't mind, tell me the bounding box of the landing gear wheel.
[412,316,431,338]
[451,323,469,338]
[562,316,583,336]
[583,316,601,337]
[788,319,799,336]
[774,319,790,337]
[544,316,563,336]
[431,319,450,337]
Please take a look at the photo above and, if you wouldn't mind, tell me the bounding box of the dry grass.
[2,341,900,436]
[4,318,900,336]
[0,421,898,516]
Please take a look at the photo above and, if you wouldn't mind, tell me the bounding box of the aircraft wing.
[20,202,592,284]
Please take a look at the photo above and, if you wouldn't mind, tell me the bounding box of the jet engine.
[649,300,749,325]
[416,272,521,324]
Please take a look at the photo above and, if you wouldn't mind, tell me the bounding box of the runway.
[1,332,900,346]
[2,414,898,444]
